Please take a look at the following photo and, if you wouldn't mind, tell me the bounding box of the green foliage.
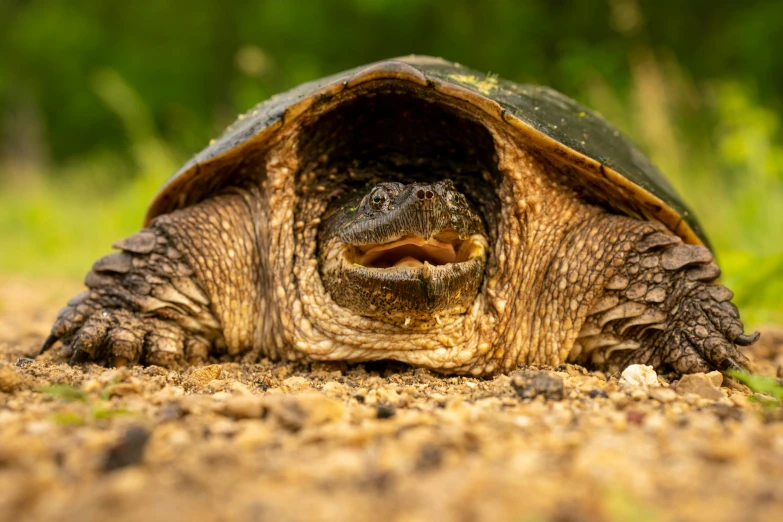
[0,0,781,324]
[0,70,177,277]
[3,0,782,163]
[36,383,89,402]
[601,486,661,522]
[51,411,88,426]
[729,370,783,406]
[36,382,135,424]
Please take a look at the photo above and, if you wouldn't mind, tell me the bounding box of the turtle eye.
[369,189,387,210]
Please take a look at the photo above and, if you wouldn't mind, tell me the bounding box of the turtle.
[40,55,759,376]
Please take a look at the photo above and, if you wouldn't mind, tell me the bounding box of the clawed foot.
[619,285,758,374]
[39,228,222,368]
[41,297,210,367]
[578,227,759,376]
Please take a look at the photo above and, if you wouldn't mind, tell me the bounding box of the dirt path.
[1,277,782,522]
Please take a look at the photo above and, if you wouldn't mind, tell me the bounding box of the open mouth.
[347,229,485,269]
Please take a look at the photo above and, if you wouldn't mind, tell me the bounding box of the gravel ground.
[1,276,783,522]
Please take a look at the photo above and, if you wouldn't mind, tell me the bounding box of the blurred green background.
[1,0,781,324]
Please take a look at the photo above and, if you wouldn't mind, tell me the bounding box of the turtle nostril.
[425,191,434,199]
[416,189,426,200]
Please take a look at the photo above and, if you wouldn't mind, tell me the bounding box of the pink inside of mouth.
[356,235,460,268]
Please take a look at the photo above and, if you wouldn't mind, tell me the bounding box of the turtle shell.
[146,56,707,248]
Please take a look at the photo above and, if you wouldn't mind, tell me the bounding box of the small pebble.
[706,371,724,388]
[626,410,646,424]
[158,403,185,422]
[266,393,345,430]
[376,404,396,419]
[234,421,273,449]
[698,439,747,462]
[609,392,629,407]
[207,419,240,438]
[0,366,22,393]
[106,382,141,397]
[102,426,151,472]
[619,364,659,390]
[183,364,223,391]
[321,381,346,397]
[416,444,443,470]
[649,387,677,403]
[221,395,265,419]
[588,388,608,399]
[511,371,564,401]
[729,393,750,408]
[676,373,724,401]
[143,365,169,377]
[282,376,311,392]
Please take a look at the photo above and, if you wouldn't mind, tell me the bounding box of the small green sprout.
[36,384,88,402]
[36,382,135,424]
[51,411,86,425]
[728,370,783,407]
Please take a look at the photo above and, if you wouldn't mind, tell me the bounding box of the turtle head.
[318,179,488,327]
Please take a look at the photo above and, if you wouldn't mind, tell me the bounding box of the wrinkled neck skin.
[248,88,646,375]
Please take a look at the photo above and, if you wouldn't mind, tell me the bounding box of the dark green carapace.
[147,56,706,248]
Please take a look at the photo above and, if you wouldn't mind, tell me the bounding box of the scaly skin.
[39,174,756,375]
[39,88,757,376]
[41,187,264,367]
[573,225,758,374]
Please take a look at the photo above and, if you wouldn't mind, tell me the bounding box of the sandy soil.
[1,276,782,522]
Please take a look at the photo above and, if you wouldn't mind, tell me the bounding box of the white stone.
[619,364,660,389]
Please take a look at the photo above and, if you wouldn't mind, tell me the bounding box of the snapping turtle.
[40,56,758,375]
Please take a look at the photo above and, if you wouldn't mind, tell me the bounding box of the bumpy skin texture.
[567,222,757,374]
[318,180,487,326]
[41,178,755,375]
[42,188,263,367]
[40,79,757,376]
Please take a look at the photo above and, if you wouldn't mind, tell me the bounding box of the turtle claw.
[38,224,225,369]
[734,331,761,347]
[41,297,195,369]
[719,356,747,373]
[39,275,217,368]
[601,232,757,376]
[661,290,755,374]
[610,288,755,376]
[39,333,60,355]
[69,348,92,365]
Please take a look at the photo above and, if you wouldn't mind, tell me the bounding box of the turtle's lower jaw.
[320,234,488,327]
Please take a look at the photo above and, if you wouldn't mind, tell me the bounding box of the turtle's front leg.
[40,188,265,367]
[573,226,758,374]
